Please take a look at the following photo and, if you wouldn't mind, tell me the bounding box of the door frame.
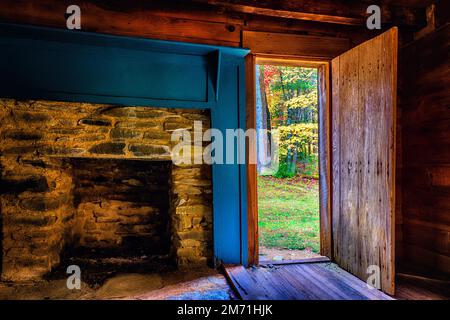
[246,54,333,265]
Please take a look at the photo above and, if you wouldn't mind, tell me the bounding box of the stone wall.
[0,99,212,281]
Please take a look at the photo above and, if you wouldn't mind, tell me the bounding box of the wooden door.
[331,28,397,295]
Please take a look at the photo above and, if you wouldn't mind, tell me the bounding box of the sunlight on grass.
[258,175,320,253]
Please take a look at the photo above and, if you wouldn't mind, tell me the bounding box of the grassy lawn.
[258,175,320,253]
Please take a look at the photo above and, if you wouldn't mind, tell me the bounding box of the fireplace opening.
[0,99,212,283]
[50,158,174,283]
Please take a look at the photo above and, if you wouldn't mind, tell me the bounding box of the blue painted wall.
[0,23,249,265]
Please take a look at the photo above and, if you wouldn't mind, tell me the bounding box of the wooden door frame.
[246,54,332,265]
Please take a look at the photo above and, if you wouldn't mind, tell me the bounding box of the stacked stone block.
[0,99,212,281]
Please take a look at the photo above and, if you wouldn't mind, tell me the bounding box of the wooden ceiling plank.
[211,2,363,25]
[194,0,426,28]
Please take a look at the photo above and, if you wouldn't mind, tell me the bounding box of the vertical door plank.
[381,29,397,293]
[337,46,360,272]
[358,32,382,284]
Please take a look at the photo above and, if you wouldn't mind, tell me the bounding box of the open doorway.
[240,28,397,296]
[255,58,327,263]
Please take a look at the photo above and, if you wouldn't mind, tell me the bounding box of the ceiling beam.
[193,0,427,27]
[0,0,243,46]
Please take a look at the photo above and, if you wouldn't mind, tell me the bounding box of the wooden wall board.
[399,24,450,277]
[242,31,350,59]
[0,0,242,47]
[395,273,450,300]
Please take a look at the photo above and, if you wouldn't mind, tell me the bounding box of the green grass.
[258,175,320,253]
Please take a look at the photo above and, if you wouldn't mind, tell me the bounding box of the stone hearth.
[0,99,212,281]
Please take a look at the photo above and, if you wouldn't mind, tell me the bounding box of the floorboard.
[224,262,393,300]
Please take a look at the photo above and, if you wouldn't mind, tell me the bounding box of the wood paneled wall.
[398,23,450,277]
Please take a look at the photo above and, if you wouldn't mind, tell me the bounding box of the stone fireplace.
[0,99,212,282]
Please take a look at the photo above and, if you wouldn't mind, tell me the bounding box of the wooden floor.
[224,262,393,300]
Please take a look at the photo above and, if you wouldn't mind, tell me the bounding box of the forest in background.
[257,64,319,179]
[257,64,321,256]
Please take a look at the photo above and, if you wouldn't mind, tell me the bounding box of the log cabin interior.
[0,0,448,301]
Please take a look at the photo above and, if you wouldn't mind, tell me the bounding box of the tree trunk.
[257,65,272,172]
